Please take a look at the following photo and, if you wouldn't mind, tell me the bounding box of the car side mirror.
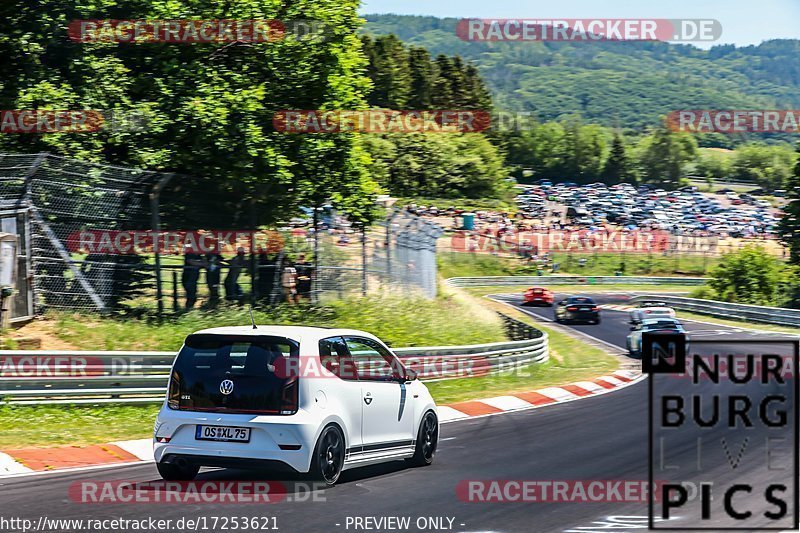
[403,368,418,382]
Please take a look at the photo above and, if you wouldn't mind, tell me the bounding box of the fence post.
[386,212,392,285]
[361,224,367,297]
[172,270,178,312]
[313,206,320,304]
[150,173,173,320]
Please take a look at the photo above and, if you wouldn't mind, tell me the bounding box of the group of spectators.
[180,247,315,310]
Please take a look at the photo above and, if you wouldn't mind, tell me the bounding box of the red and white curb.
[438,369,643,422]
[0,370,643,477]
[600,304,635,311]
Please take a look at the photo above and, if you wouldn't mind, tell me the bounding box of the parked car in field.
[629,301,676,324]
[554,296,601,324]
[523,287,555,306]
[627,318,685,357]
[154,326,438,485]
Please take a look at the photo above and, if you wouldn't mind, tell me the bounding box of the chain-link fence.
[0,152,443,317]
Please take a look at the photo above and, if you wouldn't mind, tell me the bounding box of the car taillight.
[280,377,298,414]
[155,436,171,443]
[567,306,578,311]
[592,306,600,311]
[167,372,181,410]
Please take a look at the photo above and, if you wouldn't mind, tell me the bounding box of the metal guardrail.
[0,317,548,405]
[446,276,709,288]
[630,294,800,328]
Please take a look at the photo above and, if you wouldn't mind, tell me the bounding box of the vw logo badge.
[219,379,234,395]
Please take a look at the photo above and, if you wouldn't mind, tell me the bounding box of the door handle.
[363,391,373,405]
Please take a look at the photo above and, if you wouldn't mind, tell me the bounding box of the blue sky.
[359,0,800,48]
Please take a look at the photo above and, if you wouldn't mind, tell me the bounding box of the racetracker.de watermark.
[456,480,663,502]
[452,229,687,254]
[272,110,555,133]
[66,229,285,255]
[456,19,722,42]
[68,480,325,504]
[0,110,148,133]
[68,19,328,43]
[273,354,491,380]
[273,110,492,134]
[668,110,800,133]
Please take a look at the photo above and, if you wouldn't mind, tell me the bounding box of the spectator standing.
[295,254,314,301]
[182,245,205,310]
[205,251,223,306]
[282,260,298,304]
[224,247,247,302]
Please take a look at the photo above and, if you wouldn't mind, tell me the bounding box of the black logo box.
[645,336,799,530]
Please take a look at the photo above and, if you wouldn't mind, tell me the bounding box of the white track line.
[480,395,535,411]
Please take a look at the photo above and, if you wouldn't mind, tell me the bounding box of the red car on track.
[523,287,555,306]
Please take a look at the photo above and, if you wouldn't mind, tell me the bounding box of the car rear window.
[168,334,300,415]
[645,322,680,330]
[569,297,595,304]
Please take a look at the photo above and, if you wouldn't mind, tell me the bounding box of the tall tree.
[370,35,411,108]
[407,47,433,109]
[779,142,800,264]
[430,55,455,107]
[635,121,697,189]
[448,56,470,107]
[0,0,379,226]
[463,64,492,110]
[601,133,633,184]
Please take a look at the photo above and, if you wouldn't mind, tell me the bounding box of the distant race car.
[627,318,685,357]
[523,287,554,306]
[629,300,676,324]
[554,295,600,324]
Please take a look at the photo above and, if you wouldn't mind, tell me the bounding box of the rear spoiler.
[639,301,669,308]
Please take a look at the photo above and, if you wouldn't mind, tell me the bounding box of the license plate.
[195,425,251,442]
[579,307,591,311]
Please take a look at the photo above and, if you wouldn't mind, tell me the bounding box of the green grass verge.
[439,251,719,278]
[45,295,507,351]
[0,317,618,448]
[425,321,618,404]
[0,404,160,449]
[1,287,621,448]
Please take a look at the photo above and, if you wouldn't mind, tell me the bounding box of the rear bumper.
[524,298,552,305]
[153,407,322,473]
[159,453,299,473]
[565,312,599,321]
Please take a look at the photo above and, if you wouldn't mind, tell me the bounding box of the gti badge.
[219,379,235,395]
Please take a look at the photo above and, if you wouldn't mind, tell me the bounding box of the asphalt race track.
[1,293,796,533]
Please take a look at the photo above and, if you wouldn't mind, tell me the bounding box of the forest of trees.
[363,15,800,136]
[2,4,798,214]
[502,120,798,191]
[361,34,492,110]
[0,0,381,226]
[357,35,507,199]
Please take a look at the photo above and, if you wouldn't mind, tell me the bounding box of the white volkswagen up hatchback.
[153,326,438,485]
